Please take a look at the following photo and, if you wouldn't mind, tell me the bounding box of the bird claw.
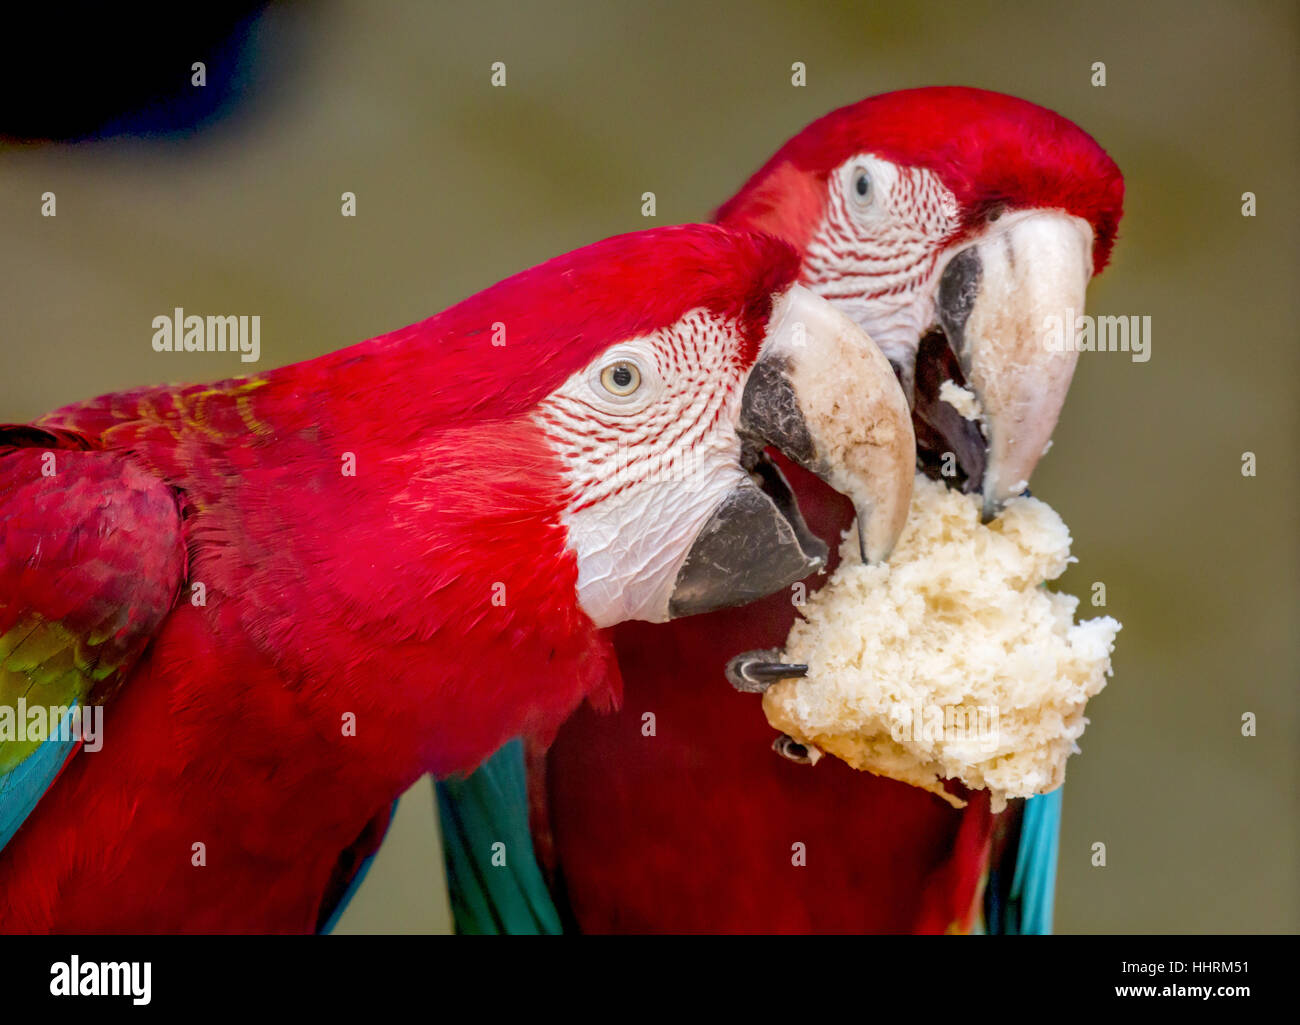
[724,649,807,693]
[725,652,819,765]
[773,733,821,765]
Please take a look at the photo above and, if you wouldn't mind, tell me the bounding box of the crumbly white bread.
[938,379,983,421]
[763,475,1119,811]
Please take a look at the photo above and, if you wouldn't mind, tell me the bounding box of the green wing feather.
[435,739,563,934]
[1,430,185,851]
[986,788,1062,934]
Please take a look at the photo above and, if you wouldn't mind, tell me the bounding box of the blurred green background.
[1,0,1295,933]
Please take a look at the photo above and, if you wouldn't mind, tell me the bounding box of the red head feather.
[312,223,803,432]
[716,86,1124,275]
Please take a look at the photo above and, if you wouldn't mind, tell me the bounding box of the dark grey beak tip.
[980,483,1031,523]
[668,480,824,620]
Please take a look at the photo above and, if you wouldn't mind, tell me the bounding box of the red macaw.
[0,224,916,932]
[438,87,1124,934]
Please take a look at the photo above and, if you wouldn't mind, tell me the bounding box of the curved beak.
[935,211,1093,519]
[668,286,914,618]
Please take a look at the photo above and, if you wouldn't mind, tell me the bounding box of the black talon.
[725,650,808,693]
[772,734,818,765]
[747,662,810,682]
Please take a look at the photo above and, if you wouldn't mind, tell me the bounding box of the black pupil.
[611,365,633,388]
[855,174,869,197]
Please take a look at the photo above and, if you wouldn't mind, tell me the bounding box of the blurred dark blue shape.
[1,4,270,141]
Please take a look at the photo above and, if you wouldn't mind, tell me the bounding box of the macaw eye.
[850,167,871,205]
[600,360,641,397]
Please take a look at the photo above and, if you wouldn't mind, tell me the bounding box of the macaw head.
[404,224,913,632]
[716,86,1124,517]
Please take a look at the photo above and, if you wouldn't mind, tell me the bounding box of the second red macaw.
[438,86,1124,934]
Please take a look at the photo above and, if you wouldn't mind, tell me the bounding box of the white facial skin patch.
[535,308,751,628]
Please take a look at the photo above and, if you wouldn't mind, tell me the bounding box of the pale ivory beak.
[935,211,1094,519]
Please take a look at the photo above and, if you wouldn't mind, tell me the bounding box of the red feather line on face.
[802,163,959,308]
[536,308,749,514]
[717,86,1124,275]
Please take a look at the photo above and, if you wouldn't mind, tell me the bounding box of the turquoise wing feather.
[440,749,1065,935]
[989,788,1062,934]
[0,709,79,854]
[435,739,563,934]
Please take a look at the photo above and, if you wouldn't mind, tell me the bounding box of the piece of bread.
[938,379,983,421]
[763,475,1119,811]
